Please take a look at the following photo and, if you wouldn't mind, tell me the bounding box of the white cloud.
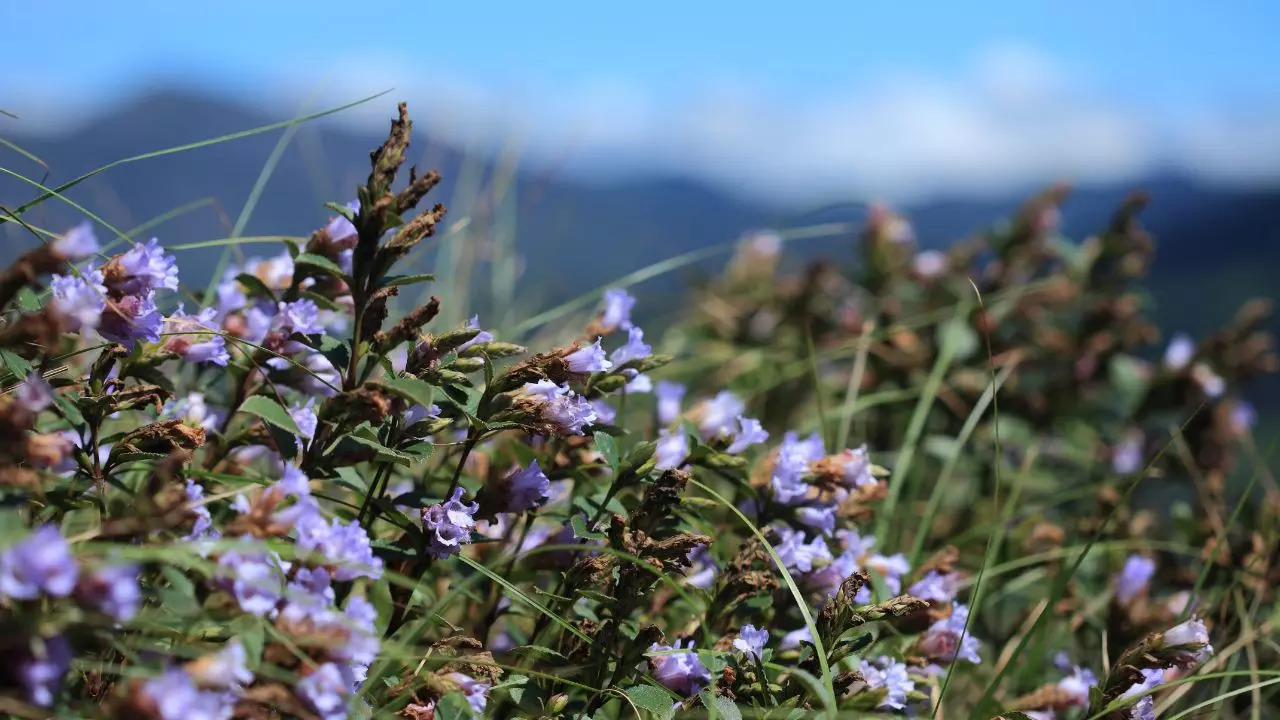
[9,45,1280,203]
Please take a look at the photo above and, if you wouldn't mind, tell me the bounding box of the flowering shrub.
[0,102,1272,719]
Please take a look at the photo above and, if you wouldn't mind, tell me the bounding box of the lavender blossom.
[918,603,982,665]
[1112,433,1144,475]
[505,460,552,512]
[770,431,824,504]
[779,626,812,651]
[1161,617,1213,660]
[405,403,442,426]
[457,315,495,351]
[216,549,284,615]
[141,668,237,720]
[609,326,651,366]
[725,416,769,454]
[75,563,142,621]
[773,526,833,573]
[732,625,768,660]
[445,672,491,716]
[654,429,690,470]
[274,298,325,337]
[685,546,717,589]
[184,479,217,541]
[912,250,947,278]
[859,656,914,710]
[50,269,107,331]
[1163,333,1195,371]
[648,640,711,696]
[624,372,653,393]
[1120,667,1166,720]
[1114,554,1156,604]
[521,381,598,435]
[186,641,254,692]
[1230,400,1257,436]
[164,392,224,432]
[52,220,100,260]
[14,635,71,707]
[655,380,686,425]
[1056,666,1098,708]
[163,306,230,365]
[324,200,359,245]
[107,238,179,295]
[15,373,53,414]
[294,514,384,581]
[600,288,636,331]
[840,445,875,488]
[697,391,745,439]
[99,291,164,347]
[290,399,319,443]
[565,337,612,373]
[295,663,353,720]
[0,525,79,600]
[794,504,837,536]
[422,488,479,558]
[589,398,617,425]
[908,571,961,604]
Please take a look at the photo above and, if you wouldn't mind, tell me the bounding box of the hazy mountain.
[2,90,1277,404]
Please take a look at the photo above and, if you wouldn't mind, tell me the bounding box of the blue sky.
[4,1,1279,200]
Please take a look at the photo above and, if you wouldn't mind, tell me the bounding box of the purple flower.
[216,549,284,615]
[806,550,859,598]
[655,429,690,470]
[566,337,612,373]
[108,238,179,295]
[1112,433,1144,475]
[1115,555,1156,604]
[183,479,217,541]
[590,398,617,425]
[422,488,479,558]
[457,315,495,352]
[336,595,380,670]
[52,221,100,260]
[859,656,914,710]
[609,326,651,366]
[770,432,824,505]
[445,672,491,716]
[187,641,254,692]
[773,526,832,574]
[1056,666,1097,708]
[290,399,318,442]
[840,445,875,488]
[521,382,598,435]
[648,640,710,696]
[918,603,982,665]
[655,381,686,425]
[324,201,359,246]
[405,403,442,426]
[13,635,71,707]
[294,515,384,581]
[725,416,769,454]
[0,526,78,600]
[600,288,636,331]
[625,372,653,393]
[163,306,230,365]
[732,625,768,660]
[274,298,325,337]
[99,291,164,347]
[912,250,947,279]
[1162,618,1213,660]
[685,546,716,589]
[1231,401,1257,436]
[1192,362,1226,398]
[50,269,107,331]
[1163,333,1195,371]
[141,668,236,720]
[15,373,53,414]
[697,391,745,439]
[506,460,551,513]
[75,564,141,621]
[908,571,961,604]
[1120,667,1166,720]
[296,663,353,720]
[795,504,836,536]
[163,392,223,432]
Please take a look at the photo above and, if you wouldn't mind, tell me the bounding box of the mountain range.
[2,89,1278,403]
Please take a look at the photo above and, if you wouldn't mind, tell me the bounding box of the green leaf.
[570,514,607,541]
[294,252,347,279]
[1108,354,1150,416]
[624,685,676,720]
[376,375,436,409]
[238,395,301,435]
[510,645,568,662]
[594,430,620,471]
[157,565,199,617]
[935,315,979,362]
[230,615,265,671]
[0,349,33,379]
[301,289,343,312]
[434,692,474,720]
[337,434,415,465]
[234,272,277,301]
[15,287,40,312]
[384,273,436,288]
[699,690,743,720]
[324,201,356,221]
